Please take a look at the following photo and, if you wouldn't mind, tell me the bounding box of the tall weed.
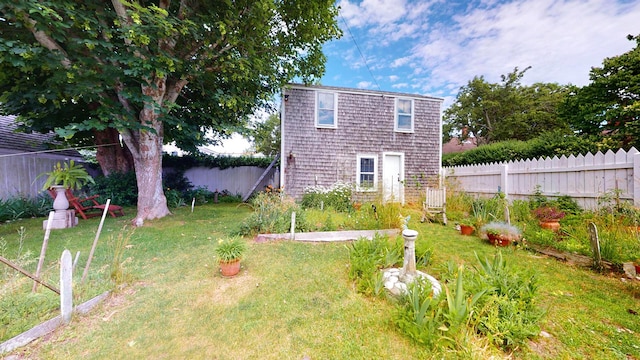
[390,253,543,353]
[237,192,308,235]
[347,234,402,295]
[470,252,543,351]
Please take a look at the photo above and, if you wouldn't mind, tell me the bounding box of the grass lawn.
[1,203,639,359]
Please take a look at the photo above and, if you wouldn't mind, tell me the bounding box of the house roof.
[285,83,444,102]
[0,115,82,159]
[442,137,477,154]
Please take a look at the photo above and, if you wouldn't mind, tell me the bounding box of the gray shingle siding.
[282,84,443,202]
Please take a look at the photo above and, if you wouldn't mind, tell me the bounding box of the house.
[0,115,83,199]
[442,137,477,154]
[280,84,443,203]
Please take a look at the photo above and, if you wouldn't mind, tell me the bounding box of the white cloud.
[357,81,374,89]
[392,82,409,89]
[391,56,412,68]
[408,0,640,93]
[339,0,408,28]
[325,0,640,103]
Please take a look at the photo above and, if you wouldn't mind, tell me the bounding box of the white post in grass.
[60,249,73,324]
[82,199,110,283]
[191,198,195,213]
[33,211,54,292]
[73,251,81,272]
[290,211,296,240]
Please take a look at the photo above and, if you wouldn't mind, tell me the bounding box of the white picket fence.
[444,147,640,209]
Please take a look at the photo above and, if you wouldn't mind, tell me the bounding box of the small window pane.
[360,158,374,173]
[360,174,374,188]
[398,114,412,129]
[318,93,334,109]
[398,99,411,114]
[318,109,334,125]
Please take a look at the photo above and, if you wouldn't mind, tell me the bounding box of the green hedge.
[443,133,621,166]
[163,154,274,170]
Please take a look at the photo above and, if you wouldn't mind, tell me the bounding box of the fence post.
[634,152,640,207]
[501,164,509,199]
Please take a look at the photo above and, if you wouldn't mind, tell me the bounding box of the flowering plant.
[532,206,565,222]
[481,221,522,240]
[215,237,246,263]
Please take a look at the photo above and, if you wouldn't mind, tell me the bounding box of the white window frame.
[356,154,378,191]
[315,91,338,128]
[395,98,414,132]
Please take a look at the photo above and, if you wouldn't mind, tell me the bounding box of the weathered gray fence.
[184,166,280,199]
[444,147,640,209]
[1,153,280,201]
[0,154,75,200]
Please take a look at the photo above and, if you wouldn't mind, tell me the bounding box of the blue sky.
[212,0,640,154]
[323,0,640,107]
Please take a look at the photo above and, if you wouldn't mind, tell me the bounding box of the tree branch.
[23,15,72,69]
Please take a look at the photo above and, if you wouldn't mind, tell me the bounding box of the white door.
[382,153,404,203]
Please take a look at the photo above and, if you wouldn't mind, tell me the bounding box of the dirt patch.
[195,271,257,308]
[527,330,562,359]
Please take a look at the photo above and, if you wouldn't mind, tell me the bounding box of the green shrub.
[165,188,186,208]
[216,190,242,203]
[0,195,52,222]
[184,186,214,204]
[163,153,274,170]
[163,170,193,195]
[89,171,138,206]
[442,133,617,166]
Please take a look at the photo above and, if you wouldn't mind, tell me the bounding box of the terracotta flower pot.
[219,260,241,277]
[460,224,474,236]
[487,233,511,247]
[539,221,561,232]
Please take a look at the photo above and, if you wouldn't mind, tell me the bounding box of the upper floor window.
[395,98,414,132]
[357,154,377,191]
[316,91,337,128]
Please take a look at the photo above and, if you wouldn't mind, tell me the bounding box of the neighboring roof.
[442,137,477,154]
[0,115,82,158]
[285,83,444,102]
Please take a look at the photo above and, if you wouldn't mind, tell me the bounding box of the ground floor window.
[357,154,377,190]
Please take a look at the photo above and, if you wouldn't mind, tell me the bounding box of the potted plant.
[480,221,522,246]
[458,218,475,236]
[39,160,94,191]
[532,206,565,231]
[38,161,94,211]
[215,237,246,277]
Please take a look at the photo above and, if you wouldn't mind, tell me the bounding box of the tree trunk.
[94,128,134,176]
[129,126,171,226]
[122,80,172,226]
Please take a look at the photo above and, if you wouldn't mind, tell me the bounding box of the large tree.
[0,0,341,225]
[444,67,570,145]
[559,34,640,148]
[248,113,280,157]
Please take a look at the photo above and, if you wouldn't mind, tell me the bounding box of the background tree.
[444,67,570,144]
[0,0,341,225]
[248,113,280,157]
[559,34,640,149]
